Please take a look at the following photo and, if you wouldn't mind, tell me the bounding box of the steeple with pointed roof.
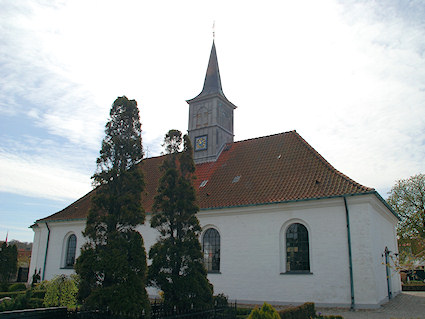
[187,41,237,163]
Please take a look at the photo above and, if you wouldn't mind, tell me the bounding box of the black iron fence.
[69,302,237,319]
[149,301,237,319]
[0,307,68,319]
[0,302,237,319]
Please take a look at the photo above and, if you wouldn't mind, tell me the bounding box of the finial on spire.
[212,21,215,40]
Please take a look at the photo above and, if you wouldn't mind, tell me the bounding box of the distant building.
[29,41,401,309]
[16,249,31,282]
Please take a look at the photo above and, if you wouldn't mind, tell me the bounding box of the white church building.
[29,42,401,309]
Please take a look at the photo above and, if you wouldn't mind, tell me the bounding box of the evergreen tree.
[75,96,149,314]
[0,242,17,285]
[149,130,213,311]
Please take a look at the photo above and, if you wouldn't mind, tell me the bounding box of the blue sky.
[1,0,425,242]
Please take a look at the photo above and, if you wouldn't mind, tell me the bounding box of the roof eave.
[186,92,237,109]
[199,191,400,220]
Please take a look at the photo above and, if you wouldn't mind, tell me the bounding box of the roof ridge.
[291,131,373,192]
[233,130,296,145]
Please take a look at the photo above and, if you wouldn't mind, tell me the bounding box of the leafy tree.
[388,174,425,239]
[149,130,213,311]
[75,96,149,314]
[388,174,425,265]
[0,242,17,285]
[44,274,79,308]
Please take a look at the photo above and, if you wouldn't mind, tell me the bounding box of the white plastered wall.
[29,195,400,308]
[345,195,401,308]
[198,198,353,307]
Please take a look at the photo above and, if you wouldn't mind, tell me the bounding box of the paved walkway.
[318,292,425,319]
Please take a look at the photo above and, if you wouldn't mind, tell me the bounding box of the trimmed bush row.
[402,284,425,291]
[278,302,315,319]
[8,283,27,292]
[275,302,343,319]
[0,291,26,298]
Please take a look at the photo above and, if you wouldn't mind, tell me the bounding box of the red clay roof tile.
[38,131,372,222]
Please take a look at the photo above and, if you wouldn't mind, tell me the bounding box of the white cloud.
[0,151,91,201]
[0,0,424,219]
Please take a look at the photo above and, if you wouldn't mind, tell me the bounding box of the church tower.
[186,41,237,164]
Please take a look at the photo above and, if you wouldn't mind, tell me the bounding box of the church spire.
[186,41,236,164]
[187,41,234,105]
[200,41,223,97]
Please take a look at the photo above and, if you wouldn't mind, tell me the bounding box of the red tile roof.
[38,131,373,222]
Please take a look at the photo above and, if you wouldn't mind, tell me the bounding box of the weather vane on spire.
[213,21,215,40]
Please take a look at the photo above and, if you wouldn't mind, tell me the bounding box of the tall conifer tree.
[149,130,213,311]
[0,242,17,286]
[75,96,149,314]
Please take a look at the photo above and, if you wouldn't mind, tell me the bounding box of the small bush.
[214,293,229,307]
[43,274,79,308]
[31,289,46,299]
[0,298,14,312]
[237,307,253,315]
[278,302,315,319]
[8,283,26,292]
[248,302,280,319]
[28,297,44,308]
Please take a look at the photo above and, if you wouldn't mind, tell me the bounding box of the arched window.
[65,234,77,268]
[202,228,220,273]
[286,223,310,272]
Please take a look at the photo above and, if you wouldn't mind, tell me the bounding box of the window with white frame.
[202,228,220,273]
[286,223,310,272]
[64,234,77,268]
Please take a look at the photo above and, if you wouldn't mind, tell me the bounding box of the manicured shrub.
[248,302,280,319]
[237,307,253,315]
[30,289,46,299]
[43,274,79,308]
[0,298,14,312]
[214,293,229,307]
[0,283,8,292]
[0,291,26,298]
[28,297,44,308]
[236,307,253,318]
[8,283,26,292]
[278,302,315,319]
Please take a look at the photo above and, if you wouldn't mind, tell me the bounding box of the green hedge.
[30,289,46,299]
[236,307,252,319]
[8,283,26,292]
[278,302,315,319]
[402,284,425,291]
[0,290,45,312]
[0,291,26,298]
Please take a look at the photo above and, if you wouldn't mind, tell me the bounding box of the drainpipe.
[344,197,355,310]
[384,247,392,300]
[42,222,50,281]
